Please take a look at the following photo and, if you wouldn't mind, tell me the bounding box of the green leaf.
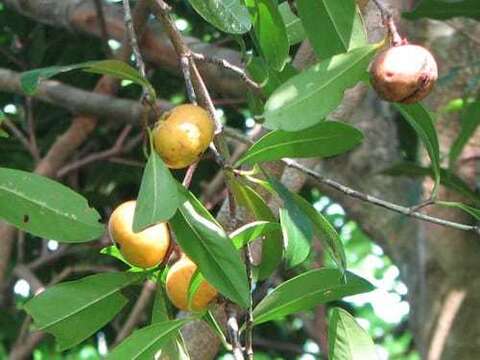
[229,177,283,280]
[20,60,156,100]
[253,269,374,325]
[246,0,290,71]
[384,162,480,206]
[297,0,366,58]
[268,177,312,268]
[236,121,363,165]
[264,44,379,131]
[449,101,480,168]
[151,281,190,359]
[437,201,480,221]
[230,221,281,249]
[403,0,480,20]
[394,103,441,195]
[278,2,306,45]
[188,0,252,34]
[187,269,205,311]
[107,319,190,360]
[0,167,104,242]
[293,194,347,273]
[133,153,180,232]
[24,272,145,351]
[247,57,298,97]
[100,245,133,267]
[169,189,250,308]
[328,307,377,360]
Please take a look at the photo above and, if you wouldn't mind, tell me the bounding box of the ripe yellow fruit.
[165,256,218,312]
[370,44,438,104]
[153,104,215,169]
[108,201,170,268]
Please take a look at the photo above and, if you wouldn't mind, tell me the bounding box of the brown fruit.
[370,44,438,104]
[153,104,215,169]
[165,255,218,312]
[108,201,170,268]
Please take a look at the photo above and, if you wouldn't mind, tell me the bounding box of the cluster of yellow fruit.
[108,104,216,312]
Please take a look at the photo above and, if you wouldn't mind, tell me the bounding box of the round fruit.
[153,104,215,169]
[165,255,218,312]
[370,44,438,104]
[108,201,170,268]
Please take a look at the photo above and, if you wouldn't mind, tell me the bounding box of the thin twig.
[3,118,39,160]
[192,52,261,92]
[93,0,113,57]
[223,127,480,234]
[57,126,137,177]
[182,162,199,188]
[226,304,245,360]
[181,56,197,104]
[122,0,147,79]
[25,98,40,162]
[371,0,402,46]
[243,244,254,360]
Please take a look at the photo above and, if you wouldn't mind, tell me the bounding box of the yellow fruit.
[153,104,215,169]
[165,256,218,311]
[108,201,170,268]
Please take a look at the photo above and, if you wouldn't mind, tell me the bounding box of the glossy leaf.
[278,2,306,45]
[264,44,379,131]
[449,101,480,168]
[253,269,374,324]
[187,269,205,311]
[328,307,378,360]
[404,0,480,20]
[133,152,180,232]
[236,121,363,165]
[293,194,347,273]
[188,0,251,34]
[107,319,190,360]
[230,221,281,249]
[100,245,134,267]
[229,177,283,280]
[246,0,289,71]
[394,103,441,194]
[297,0,366,58]
[269,177,312,268]
[24,272,144,351]
[20,60,156,99]
[0,167,104,242]
[169,190,250,308]
[384,162,480,206]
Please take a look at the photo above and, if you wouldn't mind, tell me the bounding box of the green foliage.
[169,189,250,308]
[264,44,379,131]
[133,152,180,232]
[230,221,281,249]
[106,319,190,360]
[328,308,377,360]
[252,269,374,324]
[245,0,289,71]
[236,121,363,165]
[0,167,104,242]
[297,0,366,58]
[394,103,441,195]
[20,60,156,100]
[188,0,252,34]
[229,177,283,280]
[24,272,145,351]
[404,0,480,20]
[278,2,306,45]
[449,101,480,168]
